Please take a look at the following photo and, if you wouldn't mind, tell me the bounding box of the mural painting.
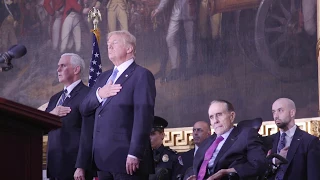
[0,0,318,127]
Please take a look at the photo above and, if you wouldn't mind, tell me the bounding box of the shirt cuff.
[272,158,277,169]
[96,87,103,103]
[128,154,137,159]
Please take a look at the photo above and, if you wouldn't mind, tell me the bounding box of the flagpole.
[88,7,103,87]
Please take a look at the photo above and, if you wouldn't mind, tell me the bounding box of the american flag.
[88,32,102,87]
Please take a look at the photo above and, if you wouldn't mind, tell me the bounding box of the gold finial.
[88,7,102,31]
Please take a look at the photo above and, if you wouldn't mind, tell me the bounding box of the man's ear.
[126,45,134,54]
[74,66,81,75]
[161,131,165,140]
[230,111,236,123]
[290,109,296,118]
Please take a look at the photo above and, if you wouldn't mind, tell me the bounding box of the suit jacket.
[46,81,92,178]
[179,148,194,176]
[193,127,267,180]
[268,127,320,180]
[81,62,156,175]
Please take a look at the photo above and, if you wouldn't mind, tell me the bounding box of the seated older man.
[187,100,267,180]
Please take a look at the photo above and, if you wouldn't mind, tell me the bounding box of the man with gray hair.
[45,53,94,180]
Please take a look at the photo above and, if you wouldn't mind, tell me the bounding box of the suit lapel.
[101,62,136,107]
[63,82,84,105]
[212,127,239,171]
[47,92,62,112]
[271,132,280,154]
[281,128,303,172]
[194,135,216,174]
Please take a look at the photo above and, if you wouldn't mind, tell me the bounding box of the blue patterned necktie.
[102,68,119,105]
[107,68,119,84]
[277,132,286,153]
[57,89,68,106]
[275,132,287,180]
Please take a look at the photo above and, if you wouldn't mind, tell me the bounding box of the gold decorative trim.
[42,117,320,166]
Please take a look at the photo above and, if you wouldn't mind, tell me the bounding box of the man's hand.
[151,9,159,19]
[126,156,139,175]
[276,146,289,165]
[98,81,122,99]
[186,175,196,180]
[54,10,62,18]
[50,106,71,117]
[208,168,236,180]
[74,168,85,180]
[82,7,90,14]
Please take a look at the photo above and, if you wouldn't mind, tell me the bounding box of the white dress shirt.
[208,127,234,167]
[96,59,134,102]
[194,145,199,156]
[273,125,297,166]
[56,79,81,106]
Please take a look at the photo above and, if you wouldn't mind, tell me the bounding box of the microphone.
[0,44,27,64]
[266,153,288,164]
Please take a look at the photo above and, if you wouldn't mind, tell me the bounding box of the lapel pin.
[125,74,128,77]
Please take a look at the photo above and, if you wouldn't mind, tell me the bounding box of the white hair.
[61,53,85,75]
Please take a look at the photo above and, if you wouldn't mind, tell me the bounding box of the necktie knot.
[57,89,68,106]
[107,68,119,84]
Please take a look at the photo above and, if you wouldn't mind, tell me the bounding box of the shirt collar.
[219,127,234,140]
[64,79,81,96]
[114,59,134,74]
[280,125,297,138]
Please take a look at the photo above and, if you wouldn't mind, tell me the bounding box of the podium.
[0,97,61,180]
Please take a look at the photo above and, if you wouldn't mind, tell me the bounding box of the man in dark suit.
[186,100,267,180]
[268,98,320,180]
[179,121,211,177]
[149,116,182,180]
[81,30,156,180]
[46,53,94,180]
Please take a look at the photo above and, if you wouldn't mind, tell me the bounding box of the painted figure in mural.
[45,53,94,180]
[151,0,197,80]
[43,0,65,51]
[21,1,41,50]
[149,116,183,180]
[106,0,128,32]
[198,0,222,62]
[302,0,316,36]
[0,0,20,52]
[60,0,90,53]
